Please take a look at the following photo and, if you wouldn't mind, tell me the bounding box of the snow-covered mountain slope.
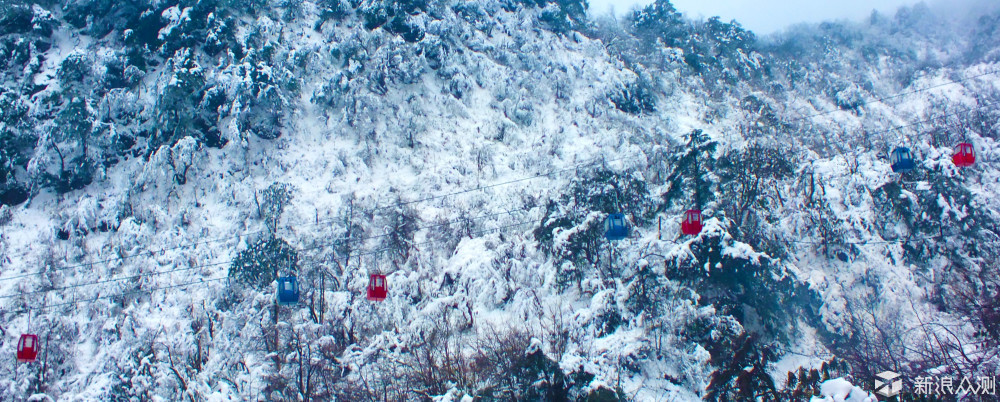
[0,0,998,400]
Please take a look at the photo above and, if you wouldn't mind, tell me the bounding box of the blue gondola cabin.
[604,213,630,241]
[890,147,916,173]
[277,276,299,305]
[17,334,38,363]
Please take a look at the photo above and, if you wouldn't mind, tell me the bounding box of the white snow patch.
[811,378,877,402]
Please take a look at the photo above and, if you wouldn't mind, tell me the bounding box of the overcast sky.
[587,0,930,34]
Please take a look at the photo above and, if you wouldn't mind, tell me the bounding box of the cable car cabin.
[890,147,916,173]
[17,334,38,363]
[367,274,387,301]
[604,213,630,241]
[681,209,703,236]
[276,276,299,305]
[953,142,975,167]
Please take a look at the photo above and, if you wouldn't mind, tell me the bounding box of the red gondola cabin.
[953,142,975,167]
[367,274,387,301]
[681,209,703,236]
[16,334,38,363]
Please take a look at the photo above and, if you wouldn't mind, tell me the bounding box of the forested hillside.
[0,0,998,400]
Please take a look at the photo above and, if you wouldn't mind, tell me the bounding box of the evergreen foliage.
[230,182,298,289]
[631,0,765,84]
[631,0,685,48]
[381,201,419,268]
[358,0,427,41]
[704,333,778,401]
[154,49,222,149]
[500,347,571,399]
[535,168,658,283]
[57,53,92,86]
[229,236,299,290]
[660,129,717,210]
[44,97,95,193]
[535,0,588,34]
[259,182,295,234]
[0,2,34,36]
[666,230,821,341]
[738,95,788,138]
[716,144,793,254]
[0,87,33,205]
[610,78,656,115]
[317,0,353,24]
[473,340,601,400]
